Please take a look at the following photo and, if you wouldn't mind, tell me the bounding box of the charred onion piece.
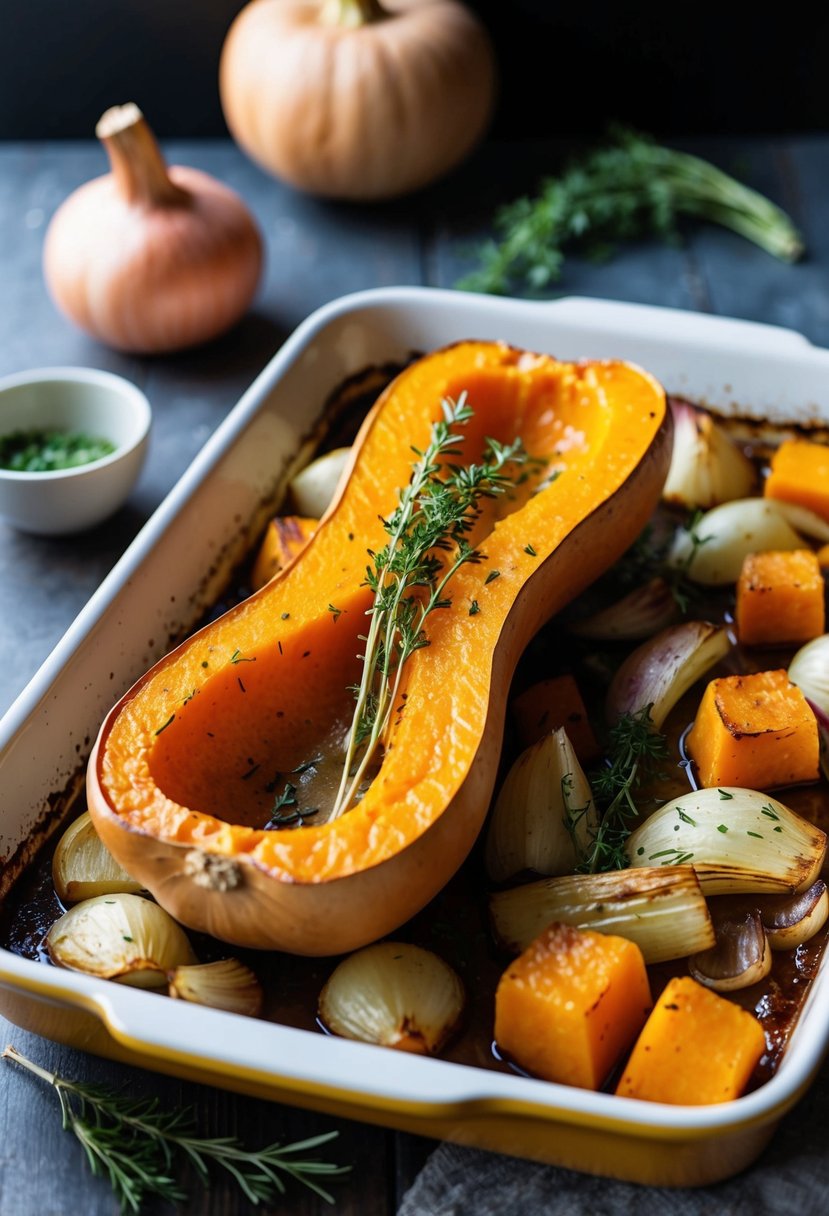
[758,880,829,950]
[489,865,715,964]
[319,942,464,1055]
[689,908,772,992]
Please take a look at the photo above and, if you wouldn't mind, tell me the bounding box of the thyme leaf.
[582,705,669,873]
[330,393,537,820]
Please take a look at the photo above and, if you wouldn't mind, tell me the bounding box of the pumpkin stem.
[319,0,388,29]
[96,103,189,207]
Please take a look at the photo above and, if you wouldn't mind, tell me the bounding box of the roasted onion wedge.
[168,958,264,1017]
[46,893,196,988]
[53,811,144,904]
[626,787,826,895]
[758,880,829,950]
[319,943,464,1055]
[489,866,714,964]
[485,728,598,883]
[606,620,730,729]
[689,908,772,992]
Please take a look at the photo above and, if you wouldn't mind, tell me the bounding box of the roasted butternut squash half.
[88,341,671,954]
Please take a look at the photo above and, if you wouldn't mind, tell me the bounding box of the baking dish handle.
[537,297,816,354]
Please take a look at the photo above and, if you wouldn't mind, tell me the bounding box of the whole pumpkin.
[219,0,497,200]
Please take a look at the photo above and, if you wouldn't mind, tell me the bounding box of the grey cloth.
[398,1057,829,1215]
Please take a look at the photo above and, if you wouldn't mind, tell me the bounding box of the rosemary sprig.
[581,705,669,873]
[3,1045,348,1214]
[461,128,804,295]
[330,393,533,820]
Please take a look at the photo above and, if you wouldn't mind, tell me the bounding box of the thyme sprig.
[330,393,533,820]
[581,705,669,872]
[461,128,804,295]
[3,1045,348,1214]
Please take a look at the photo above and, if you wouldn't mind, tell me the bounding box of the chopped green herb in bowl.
[0,428,116,473]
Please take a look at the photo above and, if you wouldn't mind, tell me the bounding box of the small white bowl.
[0,367,151,535]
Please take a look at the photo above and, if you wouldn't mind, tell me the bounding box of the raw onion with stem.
[43,104,262,354]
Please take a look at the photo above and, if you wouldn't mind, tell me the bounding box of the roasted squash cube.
[765,439,829,523]
[511,674,600,760]
[251,515,317,590]
[616,975,765,1105]
[687,669,819,790]
[494,923,652,1090]
[736,549,825,646]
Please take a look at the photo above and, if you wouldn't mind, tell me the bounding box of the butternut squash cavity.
[89,341,670,953]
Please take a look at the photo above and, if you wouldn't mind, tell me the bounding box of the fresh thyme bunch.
[330,392,531,819]
[4,1045,348,1213]
[462,128,804,295]
[581,706,670,873]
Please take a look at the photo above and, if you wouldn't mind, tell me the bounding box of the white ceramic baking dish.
[1,288,828,1187]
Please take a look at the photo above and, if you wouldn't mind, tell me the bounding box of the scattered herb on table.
[0,428,116,472]
[460,128,804,295]
[581,704,670,873]
[3,1045,348,1214]
[330,392,536,820]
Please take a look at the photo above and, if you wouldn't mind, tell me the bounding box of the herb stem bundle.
[3,1045,347,1213]
[462,129,804,295]
[330,393,530,820]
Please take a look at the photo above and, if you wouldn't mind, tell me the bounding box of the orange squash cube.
[687,669,819,789]
[818,544,829,569]
[765,439,829,523]
[494,923,652,1090]
[251,515,317,590]
[510,674,600,761]
[736,549,825,646]
[616,976,765,1105]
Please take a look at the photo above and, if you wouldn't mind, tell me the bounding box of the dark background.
[2,1,828,141]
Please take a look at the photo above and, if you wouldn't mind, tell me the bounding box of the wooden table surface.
[0,133,827,1214]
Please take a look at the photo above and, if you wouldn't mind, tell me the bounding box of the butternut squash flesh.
[616,975,766,1105]
[688,669,820,790]
[494,923,652,1090]
[736,549,825,646]
[88,341,670,954]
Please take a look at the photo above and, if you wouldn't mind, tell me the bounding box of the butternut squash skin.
[88,341,671,954]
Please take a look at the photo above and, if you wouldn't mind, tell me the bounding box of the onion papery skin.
[44,167,263,354]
